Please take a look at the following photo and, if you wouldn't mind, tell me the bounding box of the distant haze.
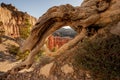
[63,26,71,29]
[53,27,77,38]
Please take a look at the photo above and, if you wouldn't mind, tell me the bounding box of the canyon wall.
[0,3,37,38]
[47,35,72,51]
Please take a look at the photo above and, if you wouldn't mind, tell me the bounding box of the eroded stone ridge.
[0,3,37,38]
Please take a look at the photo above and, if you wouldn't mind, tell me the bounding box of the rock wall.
[47,35,72,51]
[0,3,37,38]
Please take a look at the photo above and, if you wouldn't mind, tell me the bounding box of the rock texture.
[47,35,72,51]
[0,3,36,38]
[1,0,120,80]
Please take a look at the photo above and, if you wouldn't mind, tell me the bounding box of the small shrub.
[6,44,29,60]
[74,34,120,80]
[17,51,29,60]
[7,44,19,55]
[0,21,3,26]
[7,44,43,60]
[19,18,31,39]
[17,50,43,61]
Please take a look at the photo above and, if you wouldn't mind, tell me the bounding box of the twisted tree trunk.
[1,0,120,80]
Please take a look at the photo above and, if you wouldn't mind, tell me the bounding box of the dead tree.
[10,0,120,72]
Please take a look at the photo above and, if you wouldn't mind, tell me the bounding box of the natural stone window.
[46,26,77,51]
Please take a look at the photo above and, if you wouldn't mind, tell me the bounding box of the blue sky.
[0,0,83,18]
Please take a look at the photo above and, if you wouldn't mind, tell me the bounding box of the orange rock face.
[0,3,37,38]
[47,35,72,51]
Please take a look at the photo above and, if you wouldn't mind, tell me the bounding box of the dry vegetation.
[74,33,120,80]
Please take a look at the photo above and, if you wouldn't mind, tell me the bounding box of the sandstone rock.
[61,64,74,74]
[39,62,54,77]
[0,3,37,38]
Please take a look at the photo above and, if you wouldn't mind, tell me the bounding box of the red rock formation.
[47,35,72,51]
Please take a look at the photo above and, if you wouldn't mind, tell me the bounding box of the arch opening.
[43,26,77,53]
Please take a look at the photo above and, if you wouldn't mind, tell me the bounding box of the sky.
[0,0,83,18]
